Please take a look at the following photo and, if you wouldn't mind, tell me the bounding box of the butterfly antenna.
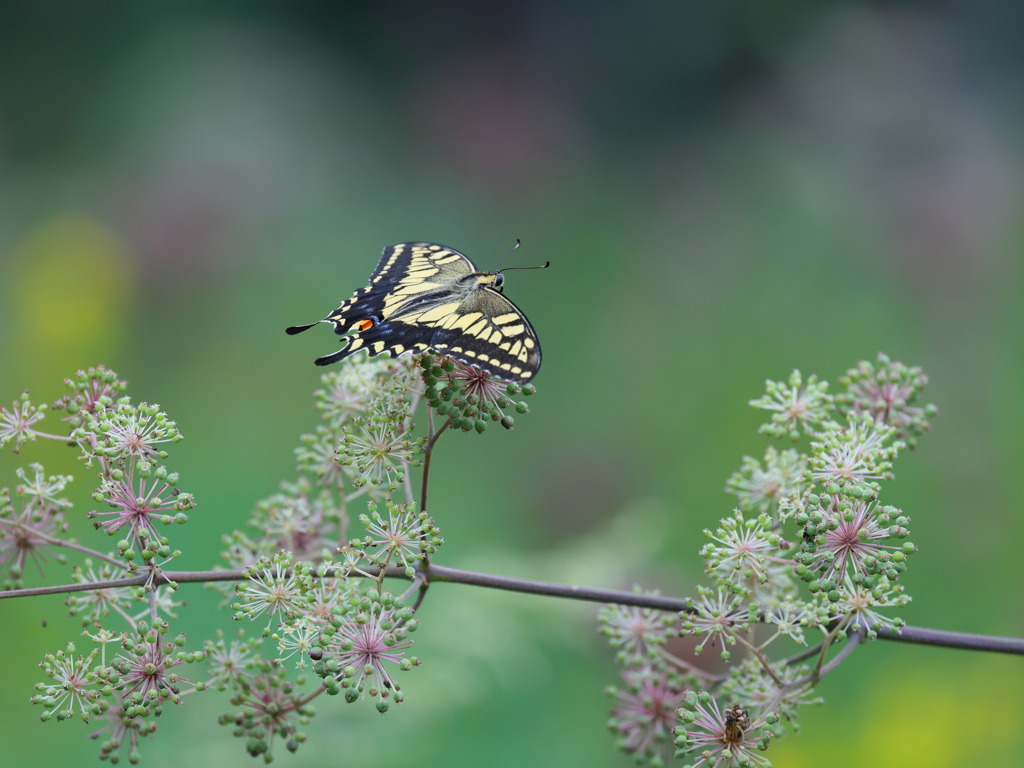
[495,238,521,270]
[498,261,550,273]
[496,239,551,273]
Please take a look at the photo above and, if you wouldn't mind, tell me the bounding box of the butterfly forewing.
[290,242,542,384]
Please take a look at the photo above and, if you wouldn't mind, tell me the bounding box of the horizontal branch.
[2,563,1021,656]
[425,566,1024,655]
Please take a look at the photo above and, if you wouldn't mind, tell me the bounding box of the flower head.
[681,587,751,660]
[0,485,70,581]
[837,353,936,445]
[53,366,127,429]
[249,480,340,561]
[825,578,910,638]
[608,670,690,765]
[234,555,309,629]
[354,498,442,577]
[204,629,262,691]
[337,383,421,489]
[314,358,395,427]
[32,642,104,722]
[0,391,48,453]
[599,598,678,668]
[65,561,135,625]
[102,621,205,717]
[750,370,831,440]
[794,494,914,588]
[808,413,903,490]
[423,354,536,432]
[701,511,787,588]
[675,691,777,767]
[82,400,182,466]
[220,667,314,760]
[726,447,805,516]
[88,702,158,764]
[90,467,192,549]
[295,425,349,488]
[317,591,420,711]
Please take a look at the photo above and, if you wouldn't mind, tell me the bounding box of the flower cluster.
[353,497,443,578]
[52,365,128,429]
[30,622,205,764]
[229,552,424,717]
[214,352,468,757]
[238,356,426,580]
[218,664,314,760]
[228,485,440,712]
[0,390,49,453]
[8,340,542,764]
[1,369,202,762]
[600,595,692,766]
[608,669,690,764]
[312,588,421,713]
[99,621,206,716]
[603,354,935,765]
[422,354,536,432]
[0,466,73,586]
[836,353,936,446]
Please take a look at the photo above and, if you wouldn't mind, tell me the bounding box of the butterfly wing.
[291,242,542,383]
[420,284,542,383]
[336,243,477,332]
[300,242,475,364]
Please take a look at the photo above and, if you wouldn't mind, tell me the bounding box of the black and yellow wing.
[287,242,543,384]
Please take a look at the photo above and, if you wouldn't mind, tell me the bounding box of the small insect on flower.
[723,705,751,742]
[675,691,777,767]
[287,241,549,385]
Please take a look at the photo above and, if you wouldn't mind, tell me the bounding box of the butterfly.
[287,242,548,384]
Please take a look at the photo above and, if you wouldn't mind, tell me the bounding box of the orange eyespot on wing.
[357,319,375,331]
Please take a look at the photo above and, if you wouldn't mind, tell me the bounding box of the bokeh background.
[1,2,1022,766]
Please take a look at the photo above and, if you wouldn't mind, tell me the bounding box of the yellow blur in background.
[7,215,135,384]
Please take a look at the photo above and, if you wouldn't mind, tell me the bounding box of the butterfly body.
[287,242,544,384]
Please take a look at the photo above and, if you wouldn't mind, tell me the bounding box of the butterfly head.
[494,260,551,293]
[491,239,550,291]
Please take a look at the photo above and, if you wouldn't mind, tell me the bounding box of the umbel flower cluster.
[0,354,514,763]
[602,353,936,766]
[0,353,944,766]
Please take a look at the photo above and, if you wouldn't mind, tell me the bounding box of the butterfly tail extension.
[314,344,357,366]
[285,321,320,335]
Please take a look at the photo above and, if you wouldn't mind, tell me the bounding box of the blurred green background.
[1,1,1022,766]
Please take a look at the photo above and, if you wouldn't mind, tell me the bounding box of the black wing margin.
[285,243,417,337]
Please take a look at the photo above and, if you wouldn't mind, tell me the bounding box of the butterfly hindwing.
[290,242,542,383]
[421,281,541,381]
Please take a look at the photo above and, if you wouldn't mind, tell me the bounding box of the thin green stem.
[419,412,450,515]
[13,525,125,569]
[731,631,784,687]
[27,430,75,442]
[813,626,840,676]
